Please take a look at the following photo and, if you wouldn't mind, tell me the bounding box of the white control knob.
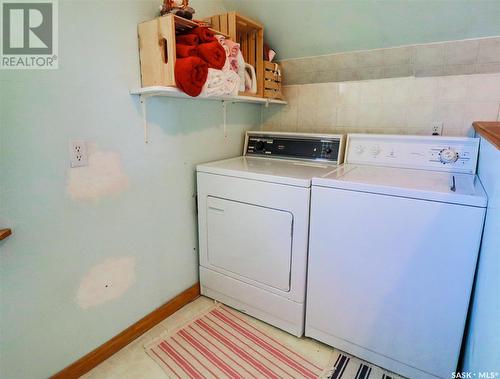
[439,148,459,163]
[370,145,381,156]
[355,145,365,154]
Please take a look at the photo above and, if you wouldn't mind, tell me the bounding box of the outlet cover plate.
[431,121,444,136]
[69,140,89,168]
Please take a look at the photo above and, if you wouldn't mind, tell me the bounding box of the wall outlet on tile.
[69,140,89,168]
[431,121,443,136]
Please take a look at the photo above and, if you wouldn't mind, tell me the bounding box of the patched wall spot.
[66,145,129,201]
[77,257,136,309]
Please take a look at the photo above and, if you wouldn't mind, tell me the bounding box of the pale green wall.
[0,1,261,378]
[2,1,500,378]
[224,0,500,60]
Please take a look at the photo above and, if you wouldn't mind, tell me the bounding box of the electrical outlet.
[431,121,443,136]
[69,140,89,168]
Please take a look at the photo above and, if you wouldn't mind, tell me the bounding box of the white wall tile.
[476,63,500,74]
[357,104,382,127]
[359,80,383,104]
[433,103,466,131]
[445,127,472,137]
[336,106,359,127]
[437,76,468,103]
[261,105,282,129]
[316,82,338,103]
[406,102,435,129]
[411,77,439,102]
[283,37,500,85]
[381,77,412,103]
[272,73,500,137]
[467,73,500,102]
[444,40,479,65]
[477,38,500,64]
[356,50,385,67]
[312,84,338,129]
[380,105,408,128]
[463,102,500,129]
[279,86,299,130]
[296,83,338,130]
[414,44,446,66]
[358,104,407,128]
[383,47,414,66]
[337,82,360,105]
[297,84,318,129]
[334,53,360,69]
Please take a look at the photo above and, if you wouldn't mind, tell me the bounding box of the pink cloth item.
[215,35,230,56]
[215,35,241,73]
[225,39,240,58]
[224,38,241,73]
[229,59,238,72]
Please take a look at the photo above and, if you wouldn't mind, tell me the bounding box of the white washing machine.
[197,131,345,336]
[306,134,487,378]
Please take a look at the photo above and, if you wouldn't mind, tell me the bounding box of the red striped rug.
[145,304,326,379]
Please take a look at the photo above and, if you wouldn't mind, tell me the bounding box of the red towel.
[197,41,226,70]
[175,56,208,97]
[176,34,199,46]
[190,27,216,43]
[176,44,197,58]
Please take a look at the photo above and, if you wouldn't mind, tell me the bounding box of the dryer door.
[206,196,292,291]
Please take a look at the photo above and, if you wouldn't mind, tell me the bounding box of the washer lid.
[312,164,487,207]
[197,156,340,187]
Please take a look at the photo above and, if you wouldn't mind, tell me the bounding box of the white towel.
[237,52,246,92]
[200,68,240,97]
[244,64,257,94]
[200,36,242,97]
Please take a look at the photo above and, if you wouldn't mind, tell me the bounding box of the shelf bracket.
[139,94,151,144]
[222,100,228,138]
[131,89,286,143]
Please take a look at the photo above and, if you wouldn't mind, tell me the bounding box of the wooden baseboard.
[52,283,200,379]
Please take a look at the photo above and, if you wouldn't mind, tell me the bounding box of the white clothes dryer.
[197,131,345,336]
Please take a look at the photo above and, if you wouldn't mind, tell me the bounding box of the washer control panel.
[346,134,479,174]
[245,132,345,163]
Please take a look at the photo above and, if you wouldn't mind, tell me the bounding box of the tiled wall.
[262,73,500,136]
[281,37,500,85]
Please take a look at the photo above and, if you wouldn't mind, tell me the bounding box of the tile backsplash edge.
[280,36,500,85]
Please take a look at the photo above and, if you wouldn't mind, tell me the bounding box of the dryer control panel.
[245,132,345,163]
[346,134,480,174]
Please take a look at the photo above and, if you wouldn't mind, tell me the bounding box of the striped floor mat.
[325,352,404,379]
[145,303,402,379]
[146,304,325,378]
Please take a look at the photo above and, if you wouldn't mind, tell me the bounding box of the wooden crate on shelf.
[263,61,283,100]
[137,14,225,87]
[204,12,264,98]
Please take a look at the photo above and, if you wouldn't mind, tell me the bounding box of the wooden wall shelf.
[130,86,286,105]
[0,228,12,241]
